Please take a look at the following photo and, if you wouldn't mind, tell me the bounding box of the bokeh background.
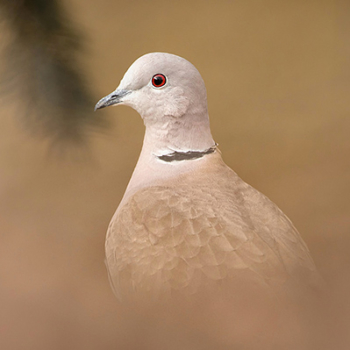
[0,0,349,349]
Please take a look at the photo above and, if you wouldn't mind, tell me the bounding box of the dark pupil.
[154,76,164,86]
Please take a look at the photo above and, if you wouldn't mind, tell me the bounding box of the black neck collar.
[157,144,217,162]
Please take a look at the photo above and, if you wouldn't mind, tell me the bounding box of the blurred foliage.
[0,0,107,145]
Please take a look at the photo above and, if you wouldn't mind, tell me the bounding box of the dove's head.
[95,52,214,152]
[95,52,208,122]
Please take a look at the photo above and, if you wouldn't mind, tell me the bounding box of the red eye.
[152,74,167,87]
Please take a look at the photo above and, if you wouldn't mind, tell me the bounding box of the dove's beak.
[94,89,131,111]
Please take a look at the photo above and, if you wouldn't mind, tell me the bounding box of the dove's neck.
[143,112,215,155]
[119,112,217,206]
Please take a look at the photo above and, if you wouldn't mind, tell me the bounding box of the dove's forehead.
[119,52,203,90]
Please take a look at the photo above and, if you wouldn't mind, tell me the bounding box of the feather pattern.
[106,152,321,300]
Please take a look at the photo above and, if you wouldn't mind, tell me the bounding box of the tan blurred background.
[0,0,349,349]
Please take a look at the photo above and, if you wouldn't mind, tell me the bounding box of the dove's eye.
[152,74,167,88]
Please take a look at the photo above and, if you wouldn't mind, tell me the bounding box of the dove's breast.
[105,158,321,301]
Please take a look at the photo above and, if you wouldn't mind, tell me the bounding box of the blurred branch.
[0,0,107,146]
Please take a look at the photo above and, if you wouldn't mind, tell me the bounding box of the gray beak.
[94,89,131,111]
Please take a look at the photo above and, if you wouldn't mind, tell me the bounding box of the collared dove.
[95,52,322,301]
